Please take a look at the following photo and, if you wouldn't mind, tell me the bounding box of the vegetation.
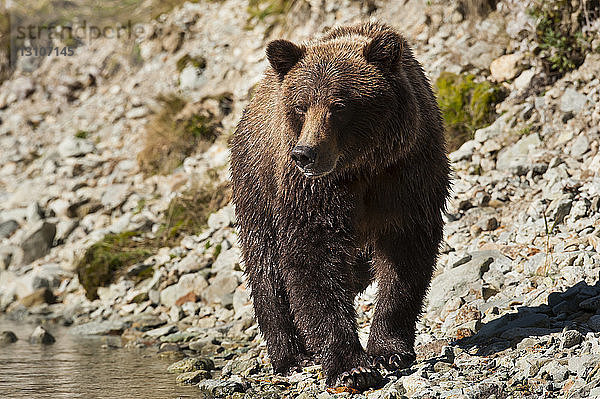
[246,0,294,27]
[176,54,206,73]
[137,94,220,175]
[435,72,506,151]
[530,0,600,76]
[77,231,153,300]
[77,178,231,299]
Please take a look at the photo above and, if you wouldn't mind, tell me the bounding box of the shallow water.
[0,318,199,399]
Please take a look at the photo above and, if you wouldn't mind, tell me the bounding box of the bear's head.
[266,32,403,178]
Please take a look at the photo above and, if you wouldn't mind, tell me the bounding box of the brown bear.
[230,21,450,390]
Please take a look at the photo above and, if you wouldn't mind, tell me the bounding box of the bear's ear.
[363,32,403,71]
[266,39,305,79]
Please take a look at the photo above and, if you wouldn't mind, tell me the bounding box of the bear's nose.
[291,146,317,169]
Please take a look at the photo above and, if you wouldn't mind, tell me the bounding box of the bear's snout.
[291,145,317,169]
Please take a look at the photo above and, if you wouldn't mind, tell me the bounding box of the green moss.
[529,0,599,75]
[76,231,153,300]
[75,130,89,139]
[435,72,506,152]
[176,54,207,73]
[213,243,222,258]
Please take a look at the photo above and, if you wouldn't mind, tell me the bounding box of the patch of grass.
[75,130,88,139]
[77,231,153,300]
[176,54,206,73]
[160,181,231,242]
[529,0,600,76]
[435,72,507,152]
[77,178,231,299]
[246,0,293,27]
[137,94,220,176]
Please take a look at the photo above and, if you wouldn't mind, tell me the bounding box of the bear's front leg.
[367,227,440,370]
[281,250,382,390]
[245,248,309,374]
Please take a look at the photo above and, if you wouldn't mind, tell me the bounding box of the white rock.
[514,68,535,90]
[560,88,588,114]
[58,137,95,158]
[490,53,523,82]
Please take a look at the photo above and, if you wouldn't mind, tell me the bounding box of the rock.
[29,326,55,344]
[496,134,541,172]
[19,287,56,307]
[561,329,583,349]
[0,331,17,344]
[101,184,130,209]
[560,88,587,114]
[570,135,590,158]
[70,320,127,335]
[160,273,208,307]
[476,216,499,231]
[180,65,205,90]
[27,202,44,223]
[490,53,523,82]
[449,140,479,162]
[232,285,253,319]
[0,220,19,239]
[58,137,95,158]
[212,247,241,272]
[428,251,503,311]
[547,196,573,224]
[198,379,246,396]
[145,324,177,339]
[207,206,233,230]
[21,222,56,265]
[202,271,240,305]
[167,357,214,373]
[175,370,212,384]
[514,68,535,90]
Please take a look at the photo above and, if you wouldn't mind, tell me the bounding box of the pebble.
[29,326,55,344]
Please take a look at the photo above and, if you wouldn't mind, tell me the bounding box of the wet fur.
[230,22,450,389]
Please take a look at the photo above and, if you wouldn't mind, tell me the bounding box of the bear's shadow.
[453,278,600,355]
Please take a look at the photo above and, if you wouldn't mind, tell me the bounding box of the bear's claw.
[335,366,382,391]
[373,352,416,371]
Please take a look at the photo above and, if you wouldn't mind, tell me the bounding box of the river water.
[0,318,199,399]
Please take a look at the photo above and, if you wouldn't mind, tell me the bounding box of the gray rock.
[0,331,17,344]
[175,370,211,384]
[561,329,583,349]
[29,326,55,344]
[70,320,127,335]
[496,133,541,172]
[160,273,208,307]
[212,247,241,272]
[101,184,130,210]
[198,379,245,396]
[570,134,590,158]
[560,88,588,114]
[167,357,214,373]
[145,324,177,338]
[0,220,19,239]
[428,251,506,311]
[203,271,240,305]
[21,222,56,265]
[207,206,233,230]
[26,202,44,223]
[547,196,573,224]
[58,137,95,158]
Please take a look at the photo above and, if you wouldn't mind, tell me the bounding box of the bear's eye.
[293,105,307,115]
[331,101,346,112]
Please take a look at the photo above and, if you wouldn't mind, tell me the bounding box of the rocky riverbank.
[1,1,600,398]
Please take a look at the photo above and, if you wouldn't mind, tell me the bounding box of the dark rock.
[21,222,56,265]
[0,220,19,239]
[19,287,56,307]
[175,370,212,384]
[167,357,214,373]
[0,331,18,344]
[29,326,55,344]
